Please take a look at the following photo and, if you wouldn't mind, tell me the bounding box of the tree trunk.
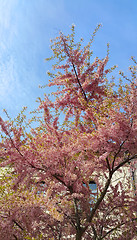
[76,229,83,240]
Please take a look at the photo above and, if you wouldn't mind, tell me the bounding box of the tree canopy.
[0,25,137,240]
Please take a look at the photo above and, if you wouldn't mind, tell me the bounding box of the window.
[83,180,97,192]
[89,180,97,193]
[83,180,97,209]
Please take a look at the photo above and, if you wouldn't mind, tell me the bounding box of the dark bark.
[76,228,83,240]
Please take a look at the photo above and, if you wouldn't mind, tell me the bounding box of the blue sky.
[0,0,137,120]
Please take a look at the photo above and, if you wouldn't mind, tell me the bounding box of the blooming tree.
[0,25,137,240]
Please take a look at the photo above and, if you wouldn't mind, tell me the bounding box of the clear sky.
[0,0,137,120]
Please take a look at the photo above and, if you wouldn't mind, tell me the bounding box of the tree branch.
[61,34,88,103]
[91,224,98,240]
[84,153,137,235]
[100,217,137,239]
[106,157,111,174]
[112,138,128,171]
[53,173,74,194]
[4,130,46,172]
[87,172,113,224]
[112,119,133,171]
[73,198,81,231]
[98,204,133,239]
[13,234,18,240]
[12,219,24,231]
[113,154,137,173]
[63,211,76,228]
[72,62,88,102]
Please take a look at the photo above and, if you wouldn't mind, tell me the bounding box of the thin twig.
[12,219,24,231]
[113,154,137,173]
[61,34,88,102]
[100,218,137,240]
